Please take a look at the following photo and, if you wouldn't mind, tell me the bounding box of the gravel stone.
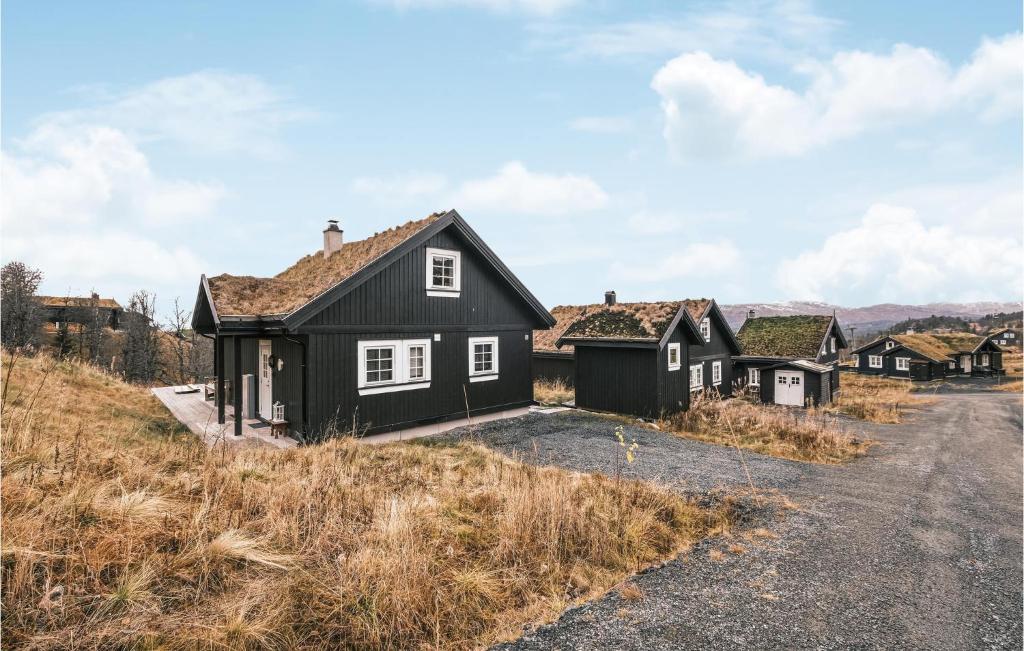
[437,392,1023,650]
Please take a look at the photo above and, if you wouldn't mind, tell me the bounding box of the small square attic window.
[426,247,461,297]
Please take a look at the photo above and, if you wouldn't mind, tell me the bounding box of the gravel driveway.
[439,392,1023,650]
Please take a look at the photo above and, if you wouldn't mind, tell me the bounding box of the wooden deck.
[151,386,297,449]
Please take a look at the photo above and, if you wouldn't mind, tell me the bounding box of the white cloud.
[651,32,1023,158]
[776,204,1023,303]
[610,240,741,282]
[379,0,576,16]
[451,161,608,216]
[2,121,217,301]
[351,173,448,198]
[532,0,839,61]
[41,70,312,157]
[569,116,634,133]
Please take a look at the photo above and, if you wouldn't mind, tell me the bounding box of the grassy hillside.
[1,353,734,649]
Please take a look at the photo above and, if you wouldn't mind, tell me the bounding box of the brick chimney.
[323,220,343,258]
[605,290,616,306]
[747,309,755,319]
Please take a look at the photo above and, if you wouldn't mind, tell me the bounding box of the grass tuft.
[534,379,574,406]
[825,374,935,423]
[1,351,735,649]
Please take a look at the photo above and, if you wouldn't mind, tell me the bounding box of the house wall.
[220,336,259,405]
[733,360,775,396]
[690,312,734,397]
[284,224,542,438]
[304,329,532,439]
[575,345,659,417]
[658,326,689,415]
[854,340,891,375]
[532,351,575,386]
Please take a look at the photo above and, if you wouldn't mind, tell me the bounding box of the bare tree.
[82,291,111,366]
[165,298,191,384]
[120,290,159,384]
[1,261,44,351]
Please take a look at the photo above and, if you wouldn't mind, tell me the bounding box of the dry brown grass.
[534,379,575,406]
[1003,352,1023,378]
[1,352,735,650]
[993,379,1023,393]
[826,374,935,423]
[661,391,869,464]
[618,583,644,602]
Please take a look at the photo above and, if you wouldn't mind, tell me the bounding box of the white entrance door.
[774,371,805,406]
[259,340,272,419]
[960,355,971,374]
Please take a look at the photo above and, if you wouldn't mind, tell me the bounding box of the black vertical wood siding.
[304,329,532,439]
[689,314,734,397]
[574,345,659,417]
[532,352,575,386]
[659,326,688,414]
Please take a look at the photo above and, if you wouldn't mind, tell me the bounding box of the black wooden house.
[851,333,1004,379]
[683,298,742,397]
[733,314,848,407]
[192,210,555,440]
[554,299,704,417]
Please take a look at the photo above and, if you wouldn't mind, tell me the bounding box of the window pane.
[366,347,393,383]
[432,255,455,288]
[408,346,424,379]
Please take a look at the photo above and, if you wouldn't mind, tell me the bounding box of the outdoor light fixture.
[276,358,285,372]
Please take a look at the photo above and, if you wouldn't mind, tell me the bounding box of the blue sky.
[3,1,1021,319]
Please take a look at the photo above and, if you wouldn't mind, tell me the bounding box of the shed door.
[259,340,272,420]
[960,355,971,374]
[774,371,805,406]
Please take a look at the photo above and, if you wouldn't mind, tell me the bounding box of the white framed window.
[700,318,711,342]
[895,357,910,371]
[851,353,859,365]
[830,336,836,353]
[981,353,990,366]
[712,360,722,385]
[425,247,461,297]
[999,339,1006,345]
[791,375,801,386]
[1008,332,1015,339]
[869,355,883,368]
[468,336,499,382]
[777,375,787,385]
[667,343,681,371]
[689,363,703,390]
[358,339,431,395]
[885,340,895,350]
[948,361,955,369]
[748,367,760,386]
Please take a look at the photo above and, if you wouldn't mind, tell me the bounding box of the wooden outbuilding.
[757,360,836,407]
[191,210,554,441]
[732,313,848,406]
[555,299,704,418]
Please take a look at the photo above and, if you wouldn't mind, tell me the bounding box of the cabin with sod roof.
[683,298,742,397]
[38,293,122,331]
[733,313,848,407]
[191,210,555,441]
[555,298,704,418]
[851,333,1004,379]
[987,327,1021,349]
[530,291,624,388]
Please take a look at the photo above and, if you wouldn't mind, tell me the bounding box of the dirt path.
[457,392,1022,650]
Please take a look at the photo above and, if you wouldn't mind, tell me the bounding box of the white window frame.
[667,343,681,371]
[830,336,836,353]
[885,340,895,350]
[425,247,461,298]
[700,318,711,343]
[948,361,956,369]
[468,336,499,382]
[851,353,859,365]
[1007,332,1015,339]
[981,353,990,366]
[748,367,760,387]
[357,339,432,395]
[712,360,722,385]
[895,357,910,371]
[689,363,703,390]
[869,355,883,368]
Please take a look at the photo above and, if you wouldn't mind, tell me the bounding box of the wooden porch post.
[233,336,243,436]
[216,334,226,424]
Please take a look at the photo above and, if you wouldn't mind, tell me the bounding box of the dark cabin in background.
[733,312,848,407]
[530,291,619,388]
[555,298,704,418]
[988,327,1021,349]
[683,298,742,397]
[851,333,1004,379]
[192,210,554,441]
[38,293,122,331]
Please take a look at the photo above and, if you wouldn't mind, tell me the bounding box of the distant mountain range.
[719,301,1023,335]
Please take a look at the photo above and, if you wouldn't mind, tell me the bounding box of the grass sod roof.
[207,212,444,316]
[37,296,121,309]
[532,304,604,352]
[889,333,985,362]
[736,315,833,358]
[681,298,711,322]
[558,301,684,343]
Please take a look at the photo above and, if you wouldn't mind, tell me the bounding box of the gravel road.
[440,391,1023,650]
